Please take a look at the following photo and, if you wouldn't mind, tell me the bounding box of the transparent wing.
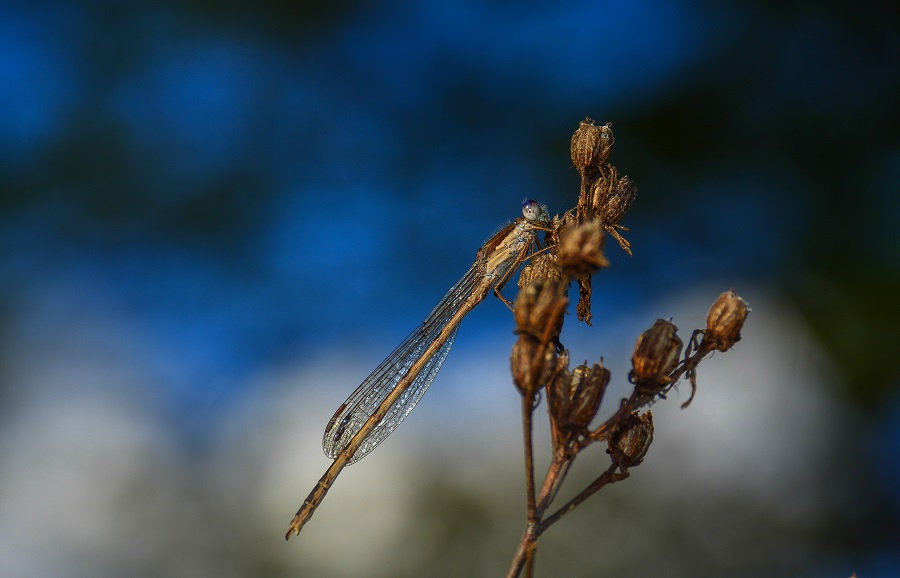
[323,263,485,464]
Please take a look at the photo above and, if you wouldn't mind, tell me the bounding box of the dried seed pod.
[549,361,610,430]
[569,362,610,429]
[570,119,614,174]
[511,280,568,396]
[547,352,574,449]
[518,252,563,290]
[602,175,637,226]
[513,279,567,341]
[547,361,570,424]
[546,350,571,413]
[705,290,749,352]
[630,319,683,388]
[587,166,618,217]
[557,219,609,279]
[511,338,557,396]
[576,275,593,325]
[609,411,654,468]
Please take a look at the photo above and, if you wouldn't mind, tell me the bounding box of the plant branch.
[539,463,629,532]
[522,393,537,517]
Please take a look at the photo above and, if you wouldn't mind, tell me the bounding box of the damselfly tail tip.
[285,524,298,541]
[284,514,305,541]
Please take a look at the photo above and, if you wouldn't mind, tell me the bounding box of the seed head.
[549,361,610,430]
[608,411,654,469]
[630,319,683,388]
[518,252,563,290]
[511,280,568,396]
[602,175,637,226]
[557,220,609,279]
[705,290,749,351]
[511,338,558,396]
[587,167,616,218]
[571,119,614,174]
[513,279,567,342]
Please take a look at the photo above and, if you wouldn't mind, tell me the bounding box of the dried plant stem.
[511,391,540,578]
[540,456,574,513]
[539,463,629,531]
[506,453,572,578]
[507,523,540,578]
[522,394,537,516]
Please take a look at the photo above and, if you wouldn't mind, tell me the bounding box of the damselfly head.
[522,199,549,223]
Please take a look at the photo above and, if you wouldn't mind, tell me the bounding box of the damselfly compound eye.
[522,199,546,222]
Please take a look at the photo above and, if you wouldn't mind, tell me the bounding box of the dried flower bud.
[562,362,610,429]
[576,276,593,325]
[549,360,609,432]
[570,119,614,174]
[602,175,637,226]
[705,290,749,351]
[513,279,567,341]
[557,220,609,278]
[511,338,557,396]
[587,167,616,217]
[547,350,571,403]
[511,280,567,396]
[608,411,653,469]
[518,252,563,290]
[630,319,683,388]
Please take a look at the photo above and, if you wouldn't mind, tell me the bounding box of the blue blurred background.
[1,1,897,576]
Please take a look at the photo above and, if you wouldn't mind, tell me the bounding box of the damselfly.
[285,199,550,540]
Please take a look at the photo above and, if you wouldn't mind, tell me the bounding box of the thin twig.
[507,455,567,578]
[533,455,568,517]
[522,393,537,517]
[543,455,575,510]
[539,463,629,533]
[506,523,540,578]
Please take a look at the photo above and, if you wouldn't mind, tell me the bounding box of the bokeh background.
[1,1,897,577]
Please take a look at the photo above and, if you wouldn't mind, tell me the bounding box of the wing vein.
[323,262,485,463]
